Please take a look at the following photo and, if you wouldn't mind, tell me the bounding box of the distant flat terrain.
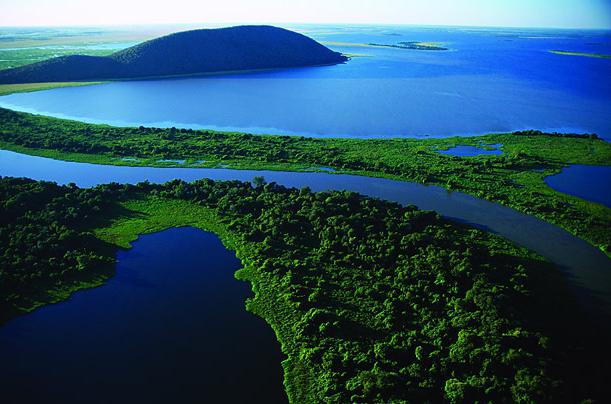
[0,26,170,70]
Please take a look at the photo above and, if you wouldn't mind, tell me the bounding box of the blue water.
[545,165,611,207]
[1,150,610,319]
[0,227,287,404]
[437,143,503,156]
[0,25,610,139]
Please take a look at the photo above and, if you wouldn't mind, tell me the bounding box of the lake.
[0,227,287,404]
[545,165,611,207]
[1,149,610,321]
[0,25,610,139]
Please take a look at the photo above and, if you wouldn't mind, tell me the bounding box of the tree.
[252,176,266,187]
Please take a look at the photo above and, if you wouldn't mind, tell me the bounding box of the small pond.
[436,144,503,157]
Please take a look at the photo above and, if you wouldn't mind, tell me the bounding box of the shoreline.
[0,60,348,89]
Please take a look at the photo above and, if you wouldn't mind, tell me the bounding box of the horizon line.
[0,21,610,31]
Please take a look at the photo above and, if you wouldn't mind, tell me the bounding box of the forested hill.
[0,26,347,84]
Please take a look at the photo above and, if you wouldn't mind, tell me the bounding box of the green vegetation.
[0,107,609,257]
[94,197,228,249]
[0,178,118,321]
[550,50,611,59]
[0,81,104,96]
[0,47,114,71]
[1,176,608,402]
[0,26,171,70]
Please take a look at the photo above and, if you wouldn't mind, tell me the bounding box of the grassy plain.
[0,48,113,70]
[0,26,180,70]
[95,197,229,248]
[0,81,104,96]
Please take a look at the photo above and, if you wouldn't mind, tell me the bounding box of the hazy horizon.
[1,0,610,30]
[1,21,611,31]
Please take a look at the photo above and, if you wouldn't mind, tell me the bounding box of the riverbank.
[0,107,609,258]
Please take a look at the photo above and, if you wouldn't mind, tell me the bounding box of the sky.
[1,0,610,29]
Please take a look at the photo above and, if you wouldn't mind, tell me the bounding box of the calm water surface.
[545,165,611,208]
[0,227,286,404]
[0,25,609,139]
[436,144,503,157]
[1,150,609,320]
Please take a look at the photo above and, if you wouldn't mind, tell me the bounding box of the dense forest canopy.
[0,176,608,402]
[0,26,347,84]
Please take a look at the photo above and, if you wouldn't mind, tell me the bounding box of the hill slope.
[0,26,347,84]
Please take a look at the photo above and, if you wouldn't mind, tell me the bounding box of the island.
[369,41,448,50]
[0,26,348,84]
[322,41,448,51]
[550,50,611,59]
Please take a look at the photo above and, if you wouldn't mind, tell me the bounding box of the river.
[1,149,609,316]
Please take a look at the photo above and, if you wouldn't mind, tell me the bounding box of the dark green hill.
[0,26,347,83]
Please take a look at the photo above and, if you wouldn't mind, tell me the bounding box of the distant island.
[369,41,448,50]
[321,41,448,51]
[550,50,611,59]
[0,26,347,84]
